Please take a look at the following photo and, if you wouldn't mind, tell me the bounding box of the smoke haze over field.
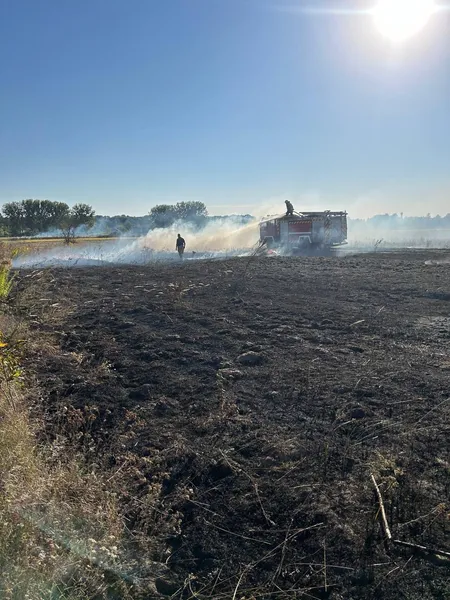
[137,217,259,252]
[348,214,450,247]
[11,208,450,269]
[12,215,261,268]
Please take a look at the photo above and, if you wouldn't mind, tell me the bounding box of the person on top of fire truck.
[285,200,294,216]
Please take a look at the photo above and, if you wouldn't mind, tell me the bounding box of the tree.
[22,199,42,234]
[46,201,70,231]
[2,202,25,236]
[21,199,70,234]
[59,204,95,243]
[174,201,208,221]
[149,204,177,228]
[0,215,10,238]
[1,199,70,236]
[119,221,132,234]
[149,201,208,228]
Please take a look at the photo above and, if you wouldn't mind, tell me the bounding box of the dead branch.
[371,474,450,565]
[231,570,246,600]
[392,539,450,561]
[350,319,365,327]
[371,474,392,540]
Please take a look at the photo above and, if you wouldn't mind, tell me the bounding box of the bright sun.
[373,0,436,42]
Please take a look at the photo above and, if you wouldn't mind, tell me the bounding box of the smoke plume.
[136,218,259,252]
[12,216,260,268]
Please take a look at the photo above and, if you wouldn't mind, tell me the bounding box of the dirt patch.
[15,250,450,599]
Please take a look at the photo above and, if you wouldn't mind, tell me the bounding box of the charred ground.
[15,250,450,599]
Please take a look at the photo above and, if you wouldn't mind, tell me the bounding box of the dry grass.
[0,237,131,258]
[0,262,139,599]
[0,347,131,599]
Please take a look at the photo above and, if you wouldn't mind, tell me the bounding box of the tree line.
[9,199,448,241]
[0,200,231,239]
[349,213,450,241]
[350,213,450,229]
[148,201,208,228]
[0,199,95,242]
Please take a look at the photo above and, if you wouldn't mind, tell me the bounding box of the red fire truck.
[259,211,348,255]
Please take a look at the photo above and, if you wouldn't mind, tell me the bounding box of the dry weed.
[0,308,139,598]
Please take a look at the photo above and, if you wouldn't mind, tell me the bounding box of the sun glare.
[373,0,436,42]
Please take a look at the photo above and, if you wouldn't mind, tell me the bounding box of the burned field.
[17,250,450,599]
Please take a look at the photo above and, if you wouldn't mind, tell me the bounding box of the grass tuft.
[0,309,135,599]
[0,261,15,300]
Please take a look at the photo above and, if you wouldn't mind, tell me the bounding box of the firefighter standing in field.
[285,200,294,216]
[176,233,186,259]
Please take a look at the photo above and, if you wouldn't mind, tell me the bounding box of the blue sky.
[0,0,449,217]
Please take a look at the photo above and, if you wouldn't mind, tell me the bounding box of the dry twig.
[371,474,450,564]
[371,474,392,540]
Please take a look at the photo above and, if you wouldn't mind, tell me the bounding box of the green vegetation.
[0,200,95,241]
[149,201,208,228]
[1,200,71,237]
[0,199,209,238]
[0,262,15,300]
[0,199,255,239]
[59,204,96,244]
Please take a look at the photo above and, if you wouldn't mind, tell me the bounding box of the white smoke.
[12,216,260,269]
[14,195,450,269]
[136,217,259,252]
[347,218,450,249]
